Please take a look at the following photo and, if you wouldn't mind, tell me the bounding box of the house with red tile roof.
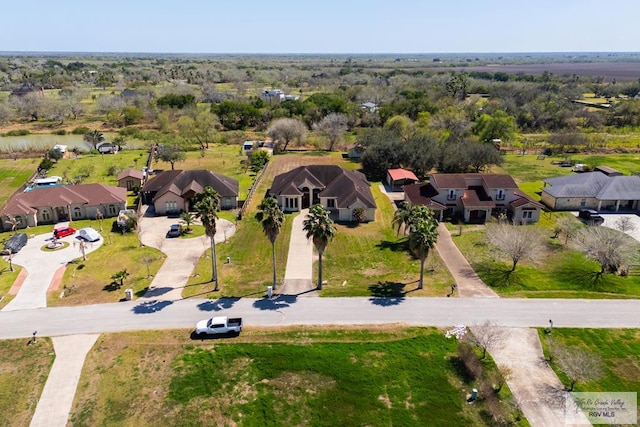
[270,165,376,222]
[404,173,543,224]
[0,184,127,231]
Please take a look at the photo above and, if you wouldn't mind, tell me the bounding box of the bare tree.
[177,110,219,150]
[551,343,603,391]
[486,222,544,272]
[10,92,44,121]
[267,118,308,152]
[313,113,348,151]
[4,214,18,234]
[614,216,636,233]
[574,226,638,275]
[0,100,14,124]
[467,321,507,359]
[140,254,155,278]
[554,215,579,244]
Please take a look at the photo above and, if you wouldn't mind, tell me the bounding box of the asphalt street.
[1,296,639,340]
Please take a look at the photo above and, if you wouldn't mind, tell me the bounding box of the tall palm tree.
[303,204,336,290]
[392,202,413,236]
[408,210,439,290]
[193,187,220,290]
[256,196,284,290]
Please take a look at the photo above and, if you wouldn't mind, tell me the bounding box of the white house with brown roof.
[141,170,239,216]
[0,184,127,231]
[270,165,376,222]
[404,173,542,224]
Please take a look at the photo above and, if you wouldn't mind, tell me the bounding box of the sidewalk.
[279,209,316,296]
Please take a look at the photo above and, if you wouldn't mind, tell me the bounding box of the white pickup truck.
[194,316,243,336]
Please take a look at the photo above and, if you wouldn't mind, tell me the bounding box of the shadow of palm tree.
[132,300,173,314]
[367,281,407,306]
[376,239,408,252]
[143,287,173,298]
[252,294,297,311]
[197,298,240,312]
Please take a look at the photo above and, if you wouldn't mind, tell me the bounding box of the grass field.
[539,328,640,412]
[0,337,54,427]
[68,327,525,427]
[0,158,40,206]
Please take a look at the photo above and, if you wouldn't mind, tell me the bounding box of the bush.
[53,129,67,135]
[457,342,483,381]
[107,165,121,176]
[71,126,90,135]
[5,129,30,136]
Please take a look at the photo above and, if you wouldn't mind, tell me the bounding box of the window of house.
[522,211,533,219]
[496,189,505,200]
[223,197,232,208]
[73,206,82,219]
[327,199,336,208]
[41,210,51,221]
[165,201,177,212]
[126,180,134,191]
[580,199,586,207]
[447,189,456,200]
[108,205,117,215]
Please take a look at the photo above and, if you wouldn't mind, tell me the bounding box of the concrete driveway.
[599,212,640,242]
[3,226,103,311]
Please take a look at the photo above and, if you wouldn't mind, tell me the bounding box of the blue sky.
[3,0,639,53]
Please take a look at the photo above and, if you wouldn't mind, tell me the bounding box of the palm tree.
[392,202,413,236]
[303,204,336,290]
[408,210,439,290]
[256,197,284,290]
[179,211,197,233]
[193,187,220,290]
[83,130,104,149]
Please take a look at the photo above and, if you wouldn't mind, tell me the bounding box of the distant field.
[0,159,39,206]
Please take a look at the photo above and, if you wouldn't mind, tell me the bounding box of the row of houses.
[3,160,640,232]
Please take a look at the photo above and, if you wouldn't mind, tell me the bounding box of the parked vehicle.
[78,227,101,242]
[53,226,76,238]
[3,233,28,254]
[166,224,181,238]
[578,209,604,226]
[194,316,242,336]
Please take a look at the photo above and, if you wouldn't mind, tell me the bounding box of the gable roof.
[117,169,144,181]
[542,172,640,199]
[387,168,419,182]
[270,165,376,208]
[403,183,446,210]
[141,170,239,200]
[430,173,518,189]
[0,184,126,217]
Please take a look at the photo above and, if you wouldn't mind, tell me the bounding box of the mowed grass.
[47,220,163,306]
[0,338,54,427]
[452,228,640,298]
[68,327,520,427]
[539,328,640,408]
[0,158,40,206]
[0,253,21,309]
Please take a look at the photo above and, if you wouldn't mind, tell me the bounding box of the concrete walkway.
[489,328,590,427]
[138,212,235,301]
[30,334,100,427]
[435,223,498,298]
[4,228,102,311]
[279,209,316,296]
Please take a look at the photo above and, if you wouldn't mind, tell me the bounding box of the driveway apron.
[280,209,316,296]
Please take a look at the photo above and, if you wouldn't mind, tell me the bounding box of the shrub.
[53,129,67,135]
[107,165,121,176]
[5,129,30,136]
[71,126,90,135]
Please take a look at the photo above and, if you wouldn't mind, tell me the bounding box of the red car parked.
[53,226,76,238]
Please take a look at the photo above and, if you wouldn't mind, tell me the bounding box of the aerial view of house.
[140,169,239,216]
[0,184,127,231]
[404,173,543,223]
[541,170,640,211]
[269,165,376,222]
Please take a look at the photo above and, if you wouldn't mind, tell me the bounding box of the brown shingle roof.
[430,173,518,189]
[403,183,445,209]
[461,186,496,208]
[142,170,239,200]
[117,169,144,181]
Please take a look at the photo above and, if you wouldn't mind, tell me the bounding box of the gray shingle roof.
[542,172,640,200]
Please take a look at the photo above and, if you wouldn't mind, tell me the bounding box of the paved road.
[1,297,639,340]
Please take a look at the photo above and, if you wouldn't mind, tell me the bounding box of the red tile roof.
[387,168,419,182]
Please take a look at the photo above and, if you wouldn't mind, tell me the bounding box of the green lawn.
[0,158,40,206]
[452,228,640,298]
[68,327,525,427]
[539,328,640,410]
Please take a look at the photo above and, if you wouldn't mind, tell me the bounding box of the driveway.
[599,212,640,242]
[3,227,102,311]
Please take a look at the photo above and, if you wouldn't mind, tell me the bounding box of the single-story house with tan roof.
[269,165,376,222]
[404,173,543,224]
[117,169,145,191]
[141,170,239,216]
[0,184,127,231]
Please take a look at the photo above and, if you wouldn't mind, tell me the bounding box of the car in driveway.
[78,227,101,242]
[53,226,76,238]
[166,224,182,238]
[578,209,604,226]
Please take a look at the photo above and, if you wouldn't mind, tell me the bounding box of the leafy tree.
[303,204,336,290]
[407,208,439,290]
[121,106,144,126]
[47,147,63,161]
[313,113,348,151]
[156,93,195,109]
[574,226,638,275]
[193,187,220,289]
[212,100,261,130]
[466,141,503,173]
[177,110,219,150]
[403,133,440,178]
[255,197,285,289]
[472,110,517,143]
[267,118,308,152]
[384,115,415,141]
[446,73,469,100]
[486,222,544,272]
[250,150,270,172]
[155,144,186,170]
